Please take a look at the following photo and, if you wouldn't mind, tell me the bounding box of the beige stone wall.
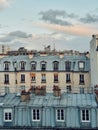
[0,71,90,93]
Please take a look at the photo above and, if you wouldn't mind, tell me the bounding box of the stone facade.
[0,52,90,93]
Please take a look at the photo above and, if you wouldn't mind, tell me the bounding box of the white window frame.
[81,109,90,122]
[4,74,9,84]
[20,61,26,70]
[31,62,36,70]
[41,61,46,71]
[66,73,71,82]
[79,62,84,69]
[80,74,84,83]
[41,74,46,82]
[4,62,10,71]
[4,109,12,122]
[32,109,41,121]
[56,109,65,122]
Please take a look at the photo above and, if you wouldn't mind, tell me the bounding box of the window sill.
[41,81,46,83]
[31,81,36,83]
[66,81,71,83]
[81,120,90,123]
[54,81,59,83]
[79,82,85,85]
[21,82,25,83]
[4,82,10,84]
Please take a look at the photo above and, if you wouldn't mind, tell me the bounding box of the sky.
[0,0,98,52]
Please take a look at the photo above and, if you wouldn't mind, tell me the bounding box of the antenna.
[53,43,55,52]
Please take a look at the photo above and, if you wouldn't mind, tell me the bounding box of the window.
[4,62,10,71]
[4,109,12,122]
[79,62,85,70]
[21,74,25,83]
[41,61,46,71]
[79,74,84,84]
[66,85,71,93]
[56,109,65,121]
[41,74,46,83]
[20,86,25,92]
[53,61,59,71]
[32,109,40,121]
[80,87,84,94]
[31,62,36,70]
[81,109,90,122]
[20,61,25,70]
[66,74,71,83]
[65,61,71,71]
[30,73,36,82]
[54,73,58,83]
[13,61,17,71]
[4,74,9,84]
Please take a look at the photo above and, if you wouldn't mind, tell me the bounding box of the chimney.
[21,90,30,102]
[53,85,61,97]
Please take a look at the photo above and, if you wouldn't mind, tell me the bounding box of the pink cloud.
[36,22,98,36]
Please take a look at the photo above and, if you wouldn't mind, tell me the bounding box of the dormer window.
[20,61,26,70]
[41,61,46,71]
[31,61,36,71]
[53,61,59,71]
[4,61,10,71]
[79,61,85,70]
[4,109,12,122]
[65,61,71,71]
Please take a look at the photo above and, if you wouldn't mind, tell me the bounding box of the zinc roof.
[0,93,97,108]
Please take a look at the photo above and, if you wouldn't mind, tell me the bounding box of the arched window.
[4,61,10,71]
[31,61,36,70]
[53,61,59,71]
[41,61,46,71]
[65,61,71,71]
[20,61,26,70]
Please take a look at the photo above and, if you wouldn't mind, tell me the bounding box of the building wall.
[0,54,90,93]
[90,35,98,87]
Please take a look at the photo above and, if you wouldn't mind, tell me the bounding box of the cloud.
[0,31,32,42]
[0,0,10,10]
[39,9,76,26]
[9,31,32,38]
[80,13,98,23]
[0,30,90,52]
[9,32,90,52]
[36,22,98,36]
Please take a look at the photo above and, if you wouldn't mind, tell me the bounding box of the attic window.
[56,109,65,121]
[81,109,90,122]
[4,109,12,122]
[4,61,10,71]
[79,61,85,70]
[32,109,40,121]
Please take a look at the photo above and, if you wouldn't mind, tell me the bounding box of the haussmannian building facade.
[0,50,90,94]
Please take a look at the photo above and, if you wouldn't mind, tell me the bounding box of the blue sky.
[0,0,98,52]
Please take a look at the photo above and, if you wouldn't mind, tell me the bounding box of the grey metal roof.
[0,93,97,108]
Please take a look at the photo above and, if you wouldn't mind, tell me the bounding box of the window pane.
[32,109,40,121]
[53,61,59,71]
[4,109,12,121]
[65,61,71,71]
[57,109,64,121]
[5,113,8,120]
[9,113,12,120]
[81,109,90,122]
